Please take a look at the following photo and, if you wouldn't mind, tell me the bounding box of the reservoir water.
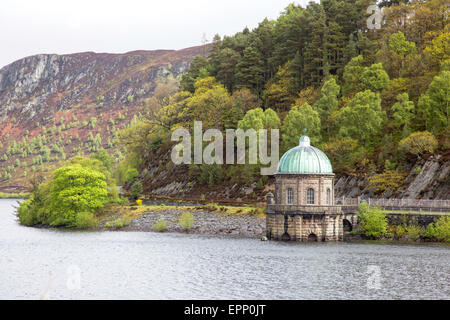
[0,199,448,299]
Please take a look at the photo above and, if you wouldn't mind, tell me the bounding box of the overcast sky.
[0,0,316,69]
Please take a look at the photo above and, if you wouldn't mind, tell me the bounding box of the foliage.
[314,77,340,135]
[356,202,388,239]
[237,107,280,131]
[417,70,450,133]
[75,212,97,229]
[424,216,450,242]
[130,181,143,200]
[398,131,438,158]
[125,168,139,184]
[360,63,390,92]
[105,217,131,229]
[368,170,406,193]
[337,90,385,147]
[281,103,320,151]
[322,138,364,174]
[179,212,194,231]
[391,92,415,131]
[17,157,110,227]
[47,165,108,226]
[153,218,168,232]
[406,224,423,241]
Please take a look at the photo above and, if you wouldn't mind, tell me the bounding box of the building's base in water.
[265,210,357,242]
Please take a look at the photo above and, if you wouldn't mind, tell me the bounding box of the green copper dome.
[277,136,333,174]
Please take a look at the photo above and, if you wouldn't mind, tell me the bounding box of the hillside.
[1,0,449,202]
[115,0,449,201]
[0,46,206,192]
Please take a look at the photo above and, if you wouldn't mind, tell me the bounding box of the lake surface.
[0,199,448,300]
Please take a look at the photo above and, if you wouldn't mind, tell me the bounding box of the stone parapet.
[266,204,342,215]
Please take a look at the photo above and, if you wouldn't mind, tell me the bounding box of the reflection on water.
[0,199,448,300]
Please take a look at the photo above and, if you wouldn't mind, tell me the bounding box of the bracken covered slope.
[0,46,205,191]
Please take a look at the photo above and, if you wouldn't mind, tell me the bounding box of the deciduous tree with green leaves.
[281,103,321,151]
[337,90,386,147]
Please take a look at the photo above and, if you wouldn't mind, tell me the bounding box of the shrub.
[105,219,123,228]
[424,223,437,239]
[433,216,450,242]
[153,218,168,232]
[368,170,406,193]
[105,217,131,229]
[75,212,97,229]
[356,202,388,239]
[179,212,194,231]
[394,225,407,239]
[406,225,423,241]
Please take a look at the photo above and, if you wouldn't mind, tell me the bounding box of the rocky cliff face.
[0,46,205,189]
[335,155,450,200]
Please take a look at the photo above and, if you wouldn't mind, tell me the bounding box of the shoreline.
[101,208,266,239]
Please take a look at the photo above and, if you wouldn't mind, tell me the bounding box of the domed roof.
[277,136,333,174]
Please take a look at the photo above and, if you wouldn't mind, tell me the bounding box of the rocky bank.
[123,209,266,238]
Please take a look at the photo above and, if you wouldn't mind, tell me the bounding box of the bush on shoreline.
[153,218,168,232]
[179,212,194,231]
[365,216,449,242]
[75,212,98,229]
[356,202,388,239]
[105,217,131,229]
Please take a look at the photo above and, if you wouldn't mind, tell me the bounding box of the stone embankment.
[126,209,266,238]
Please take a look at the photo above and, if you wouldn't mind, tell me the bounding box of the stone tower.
[266,136,344,241]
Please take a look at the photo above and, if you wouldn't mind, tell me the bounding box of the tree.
[322,138,364,175]
[281,103,321,151]
[235,45,265,95]
[238,108,280,131]
[360,63,390,92]
[91,148,113,172]
[337,90,386,147]
[342,55,364,95]
[388,32,417,77]
[184,78,232,129]
[314,77,340,135]
[265,62,297,112]
[425,30,450,65]
[417,70,449,133]
[180,56,210,92]
[48,165,108,226]
[391,92,415,132]
[216,48,240,93]
[399,131,438,159]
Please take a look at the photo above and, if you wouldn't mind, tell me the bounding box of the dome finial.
[299,135,310,147]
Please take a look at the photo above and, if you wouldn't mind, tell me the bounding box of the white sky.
[0,0,315,69]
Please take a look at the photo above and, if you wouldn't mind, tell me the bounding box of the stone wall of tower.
[266,213,344,241]
[275,174,335,206]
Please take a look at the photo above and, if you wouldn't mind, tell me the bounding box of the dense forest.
[116,0,449,197]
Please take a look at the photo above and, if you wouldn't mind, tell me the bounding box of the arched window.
[307,188,315,204]
[327,188,331,205]
[287,188,294,204]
